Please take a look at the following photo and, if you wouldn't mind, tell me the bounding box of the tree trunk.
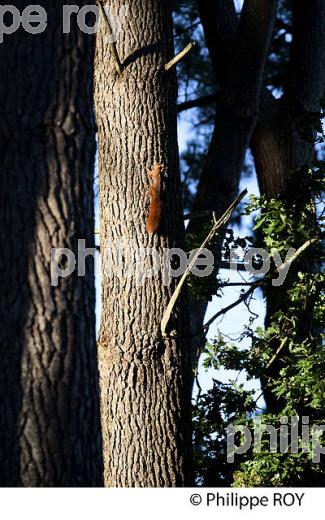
[94,0,192,486]
[0,1,102,486]
[252,0,325,198]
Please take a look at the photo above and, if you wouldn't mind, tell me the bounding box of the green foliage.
[170,0,325,487]
[193,160,325,486]
[233,433,323,487]
[193,377,256,486]
[246,166,324,254]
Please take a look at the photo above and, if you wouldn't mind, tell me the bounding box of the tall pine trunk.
[0,1,102,486]
[95,0,192,486]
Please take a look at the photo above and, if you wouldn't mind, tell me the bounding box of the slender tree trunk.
[0,1,103,486]
[94,0,192,487]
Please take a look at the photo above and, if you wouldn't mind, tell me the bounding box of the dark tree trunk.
[94,0,192,486]
[250,0,325,412]
[193,0,324,415]
[0,1,103,486]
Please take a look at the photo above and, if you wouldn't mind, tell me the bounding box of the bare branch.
[164,42,196,72]
[218,282,253,287]
[266,338,287,370]
[219,261,248,272]
[277,238,320,274]
[202,282,259,335]
[183,207,216,221]
[161,189,247,337]
[177,94,217,113]
[200,236,321,336]
[98,0,123,75]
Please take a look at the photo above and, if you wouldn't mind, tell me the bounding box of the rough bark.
[94,0,192,487]
[0,1,102,486]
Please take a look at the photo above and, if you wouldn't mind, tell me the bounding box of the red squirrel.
[146,163,162,234]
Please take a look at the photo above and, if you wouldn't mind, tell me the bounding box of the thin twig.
[194,371,202,402]
[219,260,248,272]
[161,189,248,337]
[277,238,319,274]
[98,0,123,75]
[183,208,215,221]
[266,338,287,369]
[177,93,217,113]
[164,42,196,71]
[202,282,259,335]
[175,20,201,37]
[218,282,253,287]
[200,236,322,337]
